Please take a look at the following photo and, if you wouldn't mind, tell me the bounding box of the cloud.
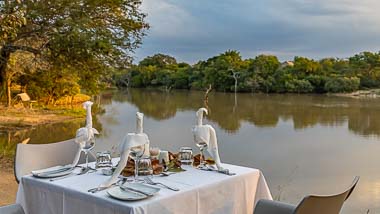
[134,0,380,63]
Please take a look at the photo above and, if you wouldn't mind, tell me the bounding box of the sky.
[133,0,380,64]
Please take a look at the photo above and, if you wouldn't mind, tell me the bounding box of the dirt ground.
[0,160,18,206]
[0,107,81,131]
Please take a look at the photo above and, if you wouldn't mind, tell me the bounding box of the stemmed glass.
[130,144,146,182]
[80,138,96,173]
[196,142,208,169]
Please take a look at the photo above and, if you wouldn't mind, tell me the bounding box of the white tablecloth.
[16,160,272,214]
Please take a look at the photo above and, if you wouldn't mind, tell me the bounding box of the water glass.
[196,142,208,168]
[138,157,153,176]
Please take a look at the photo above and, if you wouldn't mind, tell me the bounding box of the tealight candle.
[150,147,160,159]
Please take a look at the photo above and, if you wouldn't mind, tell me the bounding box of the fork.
[88,178,127,193]
[143,177,179,191]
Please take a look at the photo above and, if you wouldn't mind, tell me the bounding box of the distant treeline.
[113,50,380,93]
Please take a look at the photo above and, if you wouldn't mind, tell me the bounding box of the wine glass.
[80,137,96,173]
[196,142,208,169]
[130,144,146,182]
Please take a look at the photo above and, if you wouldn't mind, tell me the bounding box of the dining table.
[16,159,272,214]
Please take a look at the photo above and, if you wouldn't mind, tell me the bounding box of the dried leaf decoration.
[119,152,215,176]
[193,154,215,167]
[167,152,185,172]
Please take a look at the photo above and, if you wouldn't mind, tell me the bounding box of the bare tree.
[204,84,212,111]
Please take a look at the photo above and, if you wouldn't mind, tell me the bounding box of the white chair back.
[0,204,25,214]
[14,138,95,183]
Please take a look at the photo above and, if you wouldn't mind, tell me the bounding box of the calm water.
[2,89,380,213]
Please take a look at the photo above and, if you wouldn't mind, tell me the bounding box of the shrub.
[324,77,360,93]
[285,79,314,93]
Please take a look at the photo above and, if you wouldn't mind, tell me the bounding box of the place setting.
[89,112,181,201]
[31,101,99,180]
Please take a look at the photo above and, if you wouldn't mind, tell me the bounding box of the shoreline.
[329,89,380,99]
[0,107,85,132]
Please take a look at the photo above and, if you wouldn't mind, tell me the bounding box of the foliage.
[324,77,360,93]
[0,0,149,104]
[118,50,380,93]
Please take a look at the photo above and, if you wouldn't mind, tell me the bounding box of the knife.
[119,186,152,197]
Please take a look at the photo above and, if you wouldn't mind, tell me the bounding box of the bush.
[285,79,314,93]
[360,77,380,89]
[306,75,327,93]
[324,77,360,93]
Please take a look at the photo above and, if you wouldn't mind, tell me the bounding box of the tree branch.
[4,45,40,55]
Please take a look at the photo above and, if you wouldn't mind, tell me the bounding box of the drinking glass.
[138,157,153,176]
[130,144,146,181]
[81,137,96,173]
[196,142,208,168]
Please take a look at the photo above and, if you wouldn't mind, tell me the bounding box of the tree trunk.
[71,95,74,109]
[6,77,11,107]
[0,47,11,105]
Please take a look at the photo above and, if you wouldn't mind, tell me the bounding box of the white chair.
[14,138,96,183]
[0,204,25,214]
[254,176,359,214]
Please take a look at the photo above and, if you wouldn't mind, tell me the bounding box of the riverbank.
[331,89,380,98]
[0,107,86,131]
[0,94,91,131]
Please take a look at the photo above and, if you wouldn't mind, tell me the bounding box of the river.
[1,89,380,213]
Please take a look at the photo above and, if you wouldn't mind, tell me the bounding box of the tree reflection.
[125,89,380,137]
[2,88,378,157]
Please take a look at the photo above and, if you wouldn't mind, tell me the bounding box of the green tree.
[349,52,380,88]
[293,56,321,76]
[202,50,248,92]
[249,55,280,93]
[139,53,177,68]
[0,0,149,106]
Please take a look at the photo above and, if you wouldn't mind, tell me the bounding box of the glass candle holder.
[95,151,113,168]
[179,147,193,165]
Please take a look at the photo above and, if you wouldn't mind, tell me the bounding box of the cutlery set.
[35,163,234,201]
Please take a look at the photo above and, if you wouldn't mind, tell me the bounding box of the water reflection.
[0,112,103,157]
[123,89,380,137]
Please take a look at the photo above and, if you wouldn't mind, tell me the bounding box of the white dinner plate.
[107,183,160,201]
[32,167,74,178]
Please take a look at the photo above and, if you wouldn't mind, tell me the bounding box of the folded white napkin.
[100,112,149,188]
[72,101,99,167]
[192,108,223,170]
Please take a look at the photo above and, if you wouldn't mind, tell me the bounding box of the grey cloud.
[134,0,380,63]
